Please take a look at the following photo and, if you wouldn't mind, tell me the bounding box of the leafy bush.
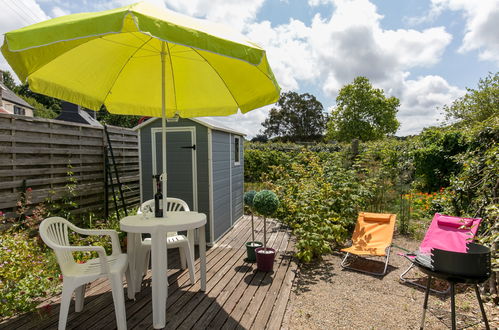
[0,231,61,317]
[422,122,498,301]
[413,128,468,192]
[244,142,341,182]
[246,142,341,153]
[244,148,291,182]
[263,150,372,262]
[401,190,447,220]
[354,138,416,212]
[0,200,131,317]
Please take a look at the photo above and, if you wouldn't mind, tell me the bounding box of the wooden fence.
[0,113,140,218]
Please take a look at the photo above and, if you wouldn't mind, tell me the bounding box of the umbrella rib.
[100,36,158,54]
[165,42,178,113]
[130,31,161,53]
[102,35,154,106]
[255,65,279,89]
[191,48,241,110]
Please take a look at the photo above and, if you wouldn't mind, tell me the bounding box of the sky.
[0,0,498,138]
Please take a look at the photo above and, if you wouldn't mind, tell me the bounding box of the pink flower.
[26,187,33,192]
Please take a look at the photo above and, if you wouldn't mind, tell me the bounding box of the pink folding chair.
[399,213,482,293]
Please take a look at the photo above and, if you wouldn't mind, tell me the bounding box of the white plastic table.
[120,211,207,329]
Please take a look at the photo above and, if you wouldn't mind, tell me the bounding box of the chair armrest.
[57,245,110,273]
[72,228,122,255]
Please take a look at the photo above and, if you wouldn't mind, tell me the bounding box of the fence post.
[103,126,109,220]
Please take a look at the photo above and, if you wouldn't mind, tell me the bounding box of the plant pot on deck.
[255,247,276,272]
[245,241,263,262]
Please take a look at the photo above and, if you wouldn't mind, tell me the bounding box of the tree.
[15,83,62,113]
[96,105,141,128]
[0,70,17,91]
[251,134,268,143]
[326,76,400,142]
[413,128,467,192]
[21,96,58,119]
[261,91,328,142]
[444,71,499,127]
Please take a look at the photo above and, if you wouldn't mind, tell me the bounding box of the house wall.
[2,101,34,117]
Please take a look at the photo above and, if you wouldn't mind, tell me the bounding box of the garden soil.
[287,235,498,330]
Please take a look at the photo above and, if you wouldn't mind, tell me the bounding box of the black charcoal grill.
[414,243,491,330]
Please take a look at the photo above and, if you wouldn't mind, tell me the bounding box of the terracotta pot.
[245,241,263,262]
[255,247,276,272]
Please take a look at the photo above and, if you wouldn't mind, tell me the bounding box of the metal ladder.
[104,125,128,220]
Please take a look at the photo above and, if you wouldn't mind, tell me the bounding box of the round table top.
[120,211,206,233]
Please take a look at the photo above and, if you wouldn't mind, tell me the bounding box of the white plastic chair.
[39,217,129,330]
[137,198,195,285]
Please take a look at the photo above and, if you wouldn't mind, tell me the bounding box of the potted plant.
[253,190,279,272]
[244,190,263,262]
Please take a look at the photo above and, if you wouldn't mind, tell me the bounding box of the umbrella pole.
[161,41,168,217]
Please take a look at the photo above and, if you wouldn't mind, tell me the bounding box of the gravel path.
[287,235,498,330]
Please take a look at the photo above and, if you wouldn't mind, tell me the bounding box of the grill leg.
[474,284,490,330]
[450,282,456,330]
[419,276,432,330]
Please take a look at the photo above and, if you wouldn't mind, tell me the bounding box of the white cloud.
[308,0,331,6]
[51,6,71,17]
[397,75,464,134]
[0,0,50,75]
[379,27,452,67]
[0,0,479,137]
[246,19,315,91]
[198,105,273,138]
[408,0,499,65]
[165,0,265,32]
[112,0,467,135]
[244,0,461,136]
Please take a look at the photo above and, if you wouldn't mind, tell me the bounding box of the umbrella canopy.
[1,2,280,215]
[1,2,279,117]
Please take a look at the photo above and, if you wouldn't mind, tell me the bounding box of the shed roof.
[0,82,34,109]
[133,116,246,136]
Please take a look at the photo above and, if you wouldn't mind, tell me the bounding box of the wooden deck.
[1,216,297,330]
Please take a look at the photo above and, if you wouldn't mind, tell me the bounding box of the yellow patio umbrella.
[1,2,280,214]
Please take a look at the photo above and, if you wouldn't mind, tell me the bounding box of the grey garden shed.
[134,117,245,244]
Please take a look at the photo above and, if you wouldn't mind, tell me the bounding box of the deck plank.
[94,219,250,330]
[174,221,267,330]
[129,217,262,329]
[0,216,297,330]
[238,229,293,330]
[186,223,285,330]
[150,218,269,329]
[218,224,288,330]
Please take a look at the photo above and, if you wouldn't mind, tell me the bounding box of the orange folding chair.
[341,212,397,276]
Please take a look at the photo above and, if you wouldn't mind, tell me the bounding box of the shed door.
[152,127,197,211]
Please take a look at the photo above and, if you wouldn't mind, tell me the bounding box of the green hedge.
[262,150,374,262]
